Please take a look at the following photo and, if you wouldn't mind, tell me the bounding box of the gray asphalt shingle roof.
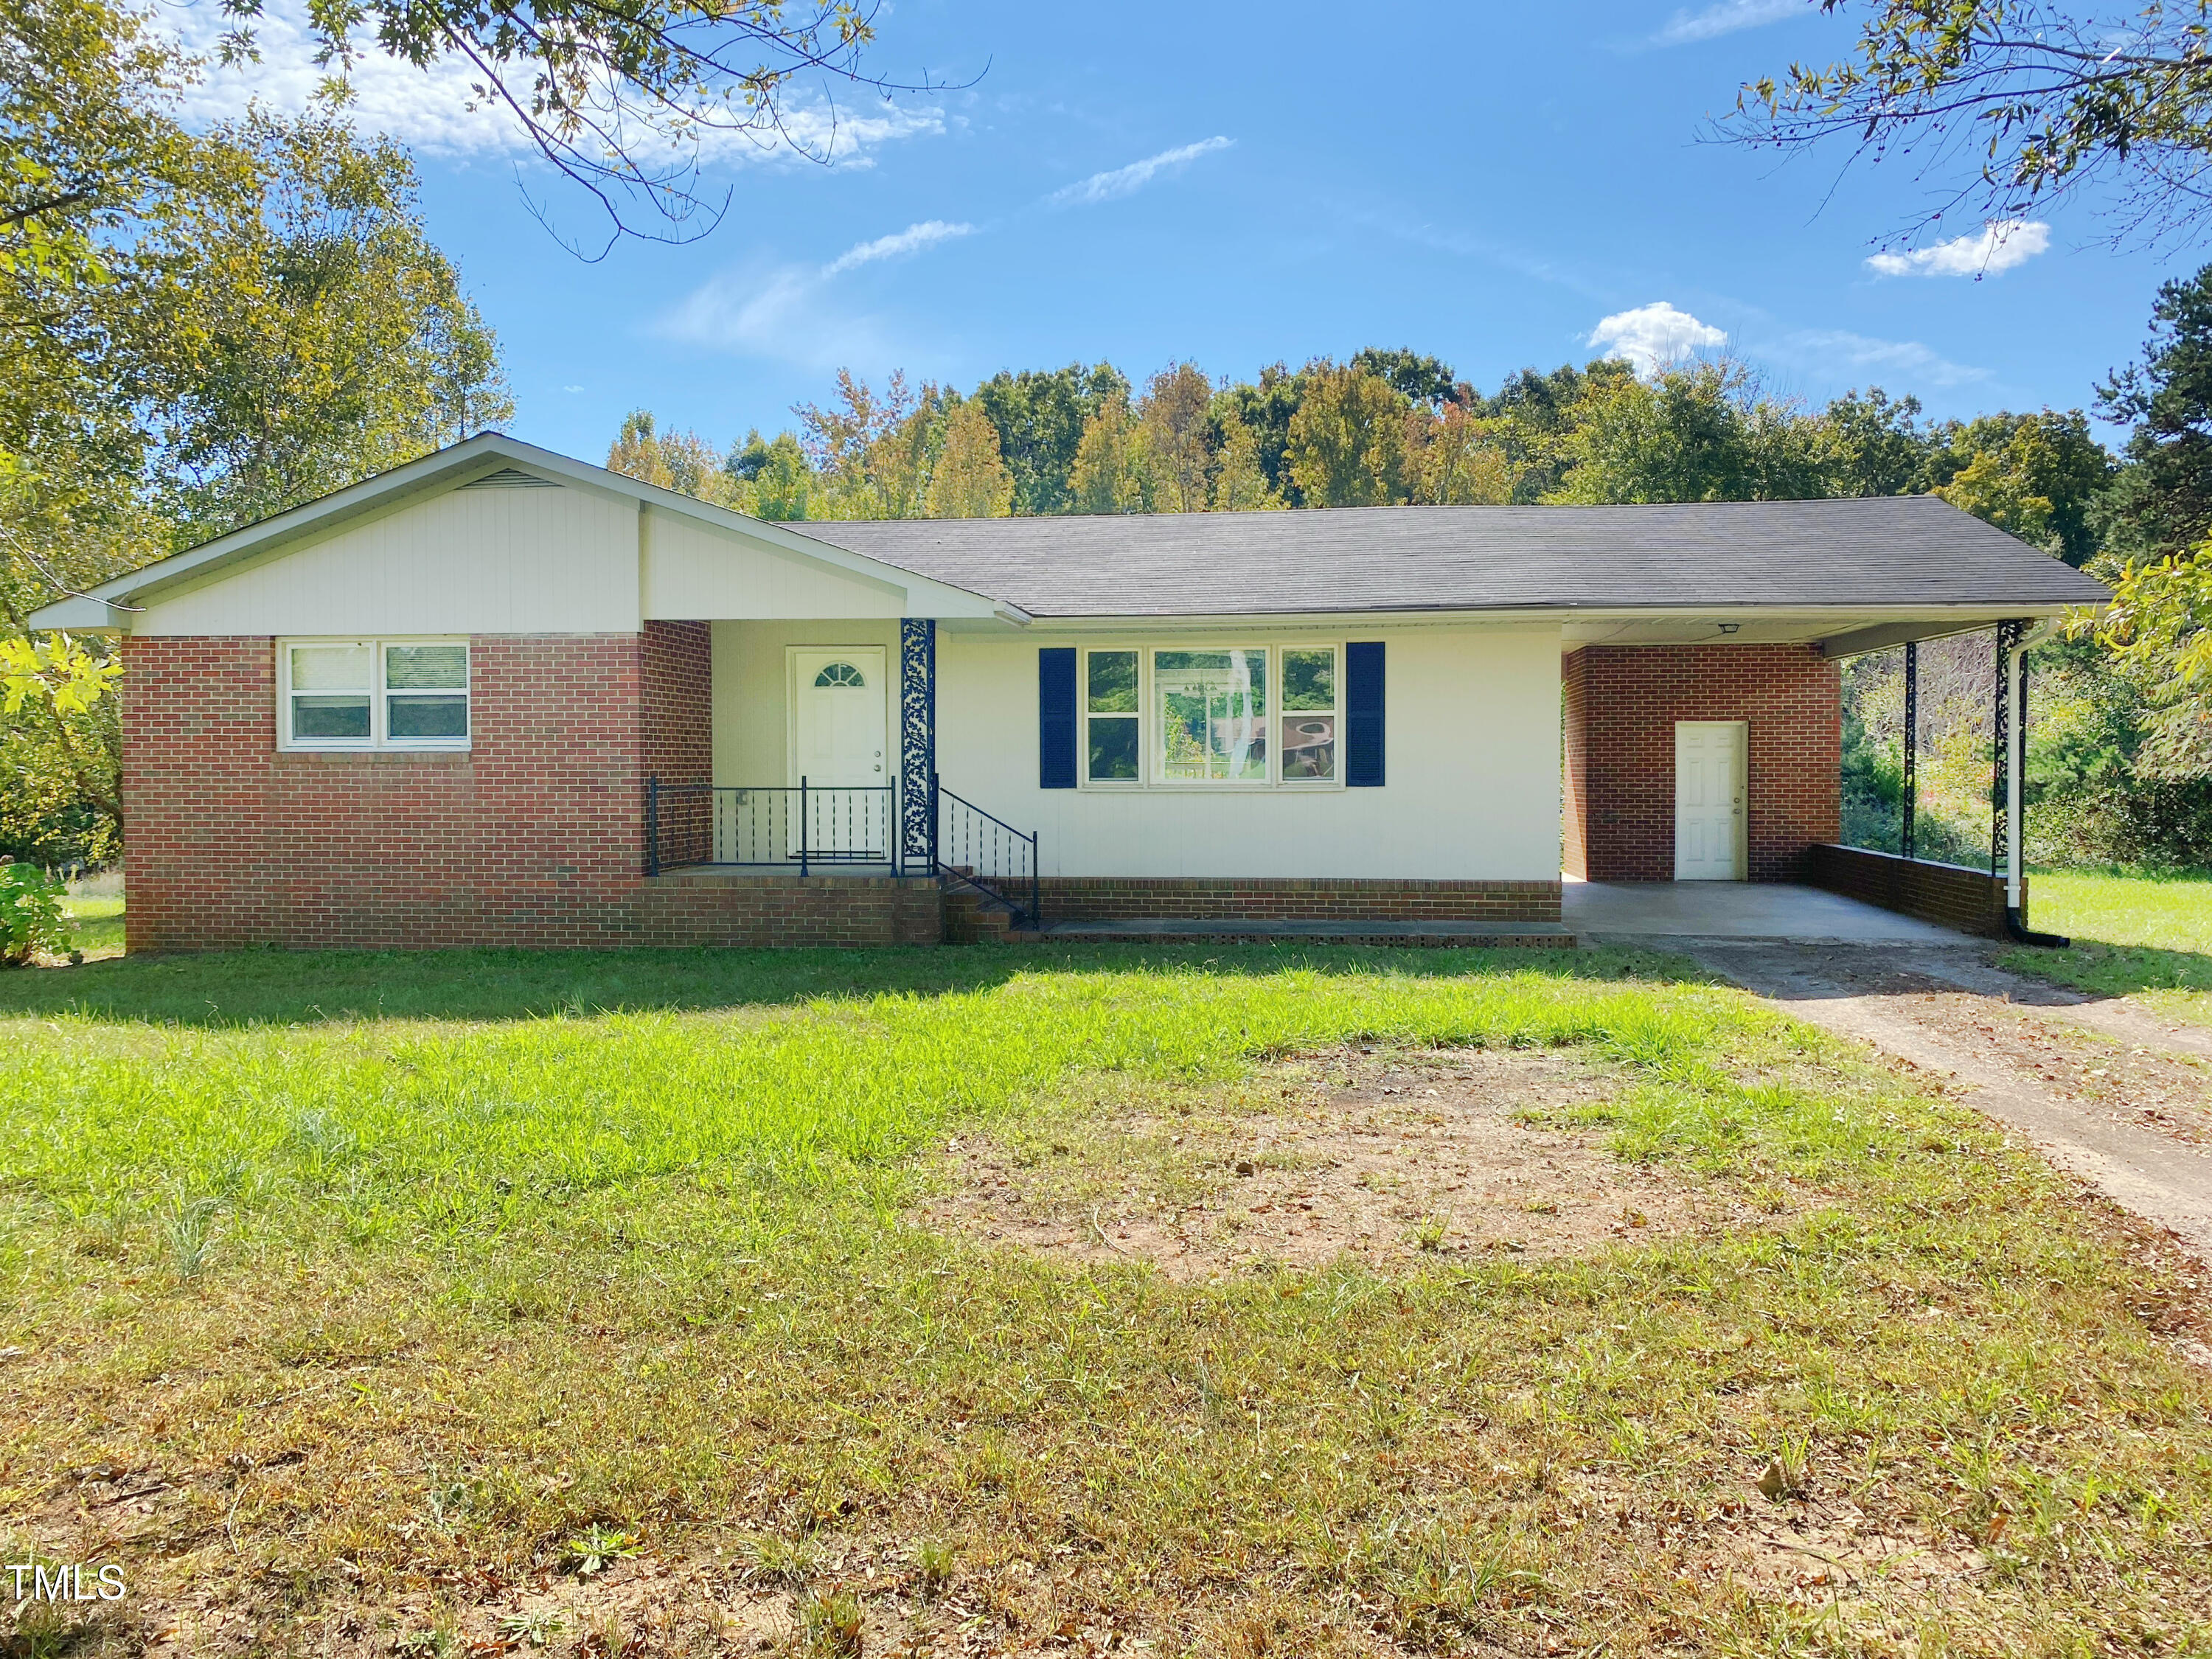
[792,495,2110,617]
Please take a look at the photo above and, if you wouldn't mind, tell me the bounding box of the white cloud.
[661,215,975,365]
[658,263,879,368]
[1773,329,1989,388]
[821,220,975,276]
[155,0,942,164]
[1650,0,1805,46]
[1588,302,1728,374]
[1865,219,2052,278]
[1048,136,1233,207]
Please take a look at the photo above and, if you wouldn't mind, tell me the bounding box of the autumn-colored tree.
[973,363,1128,515]
[1284,363,1411,507]
[926,400,1015,518]
[1069,395,1144,514]
[1413,405,1520,505]
[608,411,750,509]
[1135,361,1214,513]
[1210,409,1281,511]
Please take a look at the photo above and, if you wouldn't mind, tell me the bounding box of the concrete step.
[1003,919,1576,948]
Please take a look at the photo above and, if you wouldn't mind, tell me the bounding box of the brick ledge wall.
[1804,844,2013,939]
[1033,877,1562,925]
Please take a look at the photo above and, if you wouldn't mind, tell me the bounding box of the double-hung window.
[282,639,470,751]
[1085,650,1140,782]
[1278,647,1339,782]
[1078,644,1341,787]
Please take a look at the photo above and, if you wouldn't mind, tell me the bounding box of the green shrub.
[0,863,72,967]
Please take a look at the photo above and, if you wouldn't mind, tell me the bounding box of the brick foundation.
[641,872,944,947]
[1804,844,2014,938]
[1032,877,1562,925]
[1563,644,1840,883]
[119,632,939,951]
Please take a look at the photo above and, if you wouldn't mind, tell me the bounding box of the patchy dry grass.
[1,943,2208,1658]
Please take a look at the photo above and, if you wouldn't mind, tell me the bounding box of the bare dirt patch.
[925,1047,1780,1279]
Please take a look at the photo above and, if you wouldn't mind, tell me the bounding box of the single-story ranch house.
[32,433,2109,950]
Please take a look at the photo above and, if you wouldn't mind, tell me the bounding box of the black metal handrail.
[646,779,900,877]
[933,773,1040,928]
[644,774,1043,931]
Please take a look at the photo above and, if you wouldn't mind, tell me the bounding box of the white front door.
[1674,721,1747,880]
[790,647,889,857]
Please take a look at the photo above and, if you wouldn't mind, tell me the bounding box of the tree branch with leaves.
[1733,0,2212,246]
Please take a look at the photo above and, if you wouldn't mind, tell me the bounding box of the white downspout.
[2004,620,2067,945]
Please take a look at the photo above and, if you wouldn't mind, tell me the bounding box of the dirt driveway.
[1691,941,2212,1262]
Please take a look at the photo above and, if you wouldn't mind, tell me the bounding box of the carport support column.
[899,619,936,872]
[1992,618,2028,909]
[1901,640,1917,861]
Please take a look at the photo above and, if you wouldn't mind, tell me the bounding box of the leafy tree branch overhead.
[1733,0,2212,246]
[214,0,966,251]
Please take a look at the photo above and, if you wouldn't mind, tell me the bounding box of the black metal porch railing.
[646,779,900,877]
[644,775,1042,928]
[933,774,1040,928]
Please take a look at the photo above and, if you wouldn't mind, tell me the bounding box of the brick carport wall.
[1562,643,1841,883]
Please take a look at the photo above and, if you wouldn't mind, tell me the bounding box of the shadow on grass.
[2004,939,2212,1002]
[0,942,1710,1028]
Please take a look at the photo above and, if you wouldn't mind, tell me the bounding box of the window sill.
[277,747,473,760]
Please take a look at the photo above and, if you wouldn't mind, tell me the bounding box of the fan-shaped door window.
[813,661,866,689]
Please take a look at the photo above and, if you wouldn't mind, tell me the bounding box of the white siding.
[134,484,642,636]
[933,625,1562,880]
[712,619,902,786]
[646,512,907,620]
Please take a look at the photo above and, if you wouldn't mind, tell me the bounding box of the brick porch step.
[1002,918,1576,948]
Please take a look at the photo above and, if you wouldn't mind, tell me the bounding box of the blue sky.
[175,0,2202,460]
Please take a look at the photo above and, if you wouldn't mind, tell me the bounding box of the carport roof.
[795,495,2108,619]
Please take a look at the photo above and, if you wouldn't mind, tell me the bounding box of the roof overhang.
[979,602,2096,648]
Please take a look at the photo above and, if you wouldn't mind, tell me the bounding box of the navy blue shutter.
[1039,648,1078,788]
[1345,641,1385,787]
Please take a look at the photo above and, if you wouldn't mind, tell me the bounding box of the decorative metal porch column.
[899,619,936,872]
[1901,639,1918,861]
[1990,619,2026,881]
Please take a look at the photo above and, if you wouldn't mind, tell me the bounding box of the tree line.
[608,272,2212,866]
[604,349,2120,568]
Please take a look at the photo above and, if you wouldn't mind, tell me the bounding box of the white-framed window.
[1078,644,1341,790]
[279,639,470,751]
[1084,649,1140,784]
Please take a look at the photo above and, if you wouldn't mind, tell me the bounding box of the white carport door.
[1674,721,1747,880]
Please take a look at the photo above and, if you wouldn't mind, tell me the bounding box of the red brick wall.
[120,632,931,951]
[1033,877,1562,924]
[1562,644,1840,883]
[642,620,714,869]
[1562,650,1590,881]
[1805,844,2014,938]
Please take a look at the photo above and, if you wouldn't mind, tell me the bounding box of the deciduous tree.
[925,398,1013,518]
[1284,362,1410,508]
[1733,0,2212,244]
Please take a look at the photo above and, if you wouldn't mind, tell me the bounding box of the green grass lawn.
[58,889,125,959]
[2005,866,2212,1024]
[1,945,2207,1657]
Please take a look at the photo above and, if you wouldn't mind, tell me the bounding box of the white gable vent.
[462,467,561,489]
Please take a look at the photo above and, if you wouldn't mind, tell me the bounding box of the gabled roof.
[790,495,2110,619]
[29,434,2109,633]
[27,433,1015,630]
